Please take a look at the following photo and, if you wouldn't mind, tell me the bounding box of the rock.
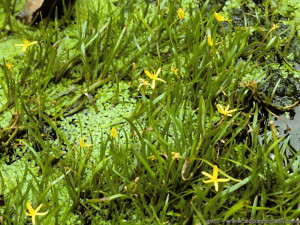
[16,0,75,25]
[16,0,43,24]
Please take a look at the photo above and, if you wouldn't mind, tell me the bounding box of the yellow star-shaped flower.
[272,23,279,30]
[171,65,180,78]
[144,68,166,89]
[15,39,38,52]
[6,60,13,70]
[171,152,181,160]
[202,165,230,192]
[25,202,48,225]
[214,12,232,22]
[217,104,237,117]
[138,78,151,90]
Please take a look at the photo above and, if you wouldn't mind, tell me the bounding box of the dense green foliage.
[0,0,300,224]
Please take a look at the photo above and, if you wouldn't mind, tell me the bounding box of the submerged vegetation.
[0,0,300,224]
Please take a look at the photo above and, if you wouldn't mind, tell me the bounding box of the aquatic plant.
[0,0,299,224]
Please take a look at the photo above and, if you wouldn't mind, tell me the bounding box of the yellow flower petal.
[156,77,166,83]
[26,202,35,214]
[203,180,214,183]
[213,165,218,177]
[145,70,154,79]
[207,35,213,46]
[217,178,230,182]
[156,67,161,76]
[27,41,38,47]
[80,138,85,148]
[216,104,224,114]
[111,127,117,139]
[79,138,92,148]
[35,204,44,212]
[178,8,184,19]
[151,81,156,89]
[35,211,49,216]
[214,181,219,191]
[214,12,232,22]
[201,171,213,178]
[227,109,237,114]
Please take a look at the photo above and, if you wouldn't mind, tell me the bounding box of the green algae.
[0,37,23,60]
[58,81,142,146]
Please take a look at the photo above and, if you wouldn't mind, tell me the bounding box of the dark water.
[259,73,300,151]
[273,105,300,151]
